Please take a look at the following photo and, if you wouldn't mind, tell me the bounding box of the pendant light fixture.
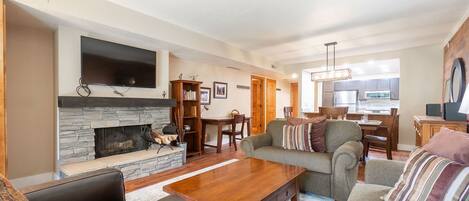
[311,42,352,81]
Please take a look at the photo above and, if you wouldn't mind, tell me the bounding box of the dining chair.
[363,108,398,160]
[222,114,245,151]
[319,106,349,119]
[283,106,293,118]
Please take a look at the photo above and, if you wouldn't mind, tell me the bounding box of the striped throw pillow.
[385,148,469,201]
[282,123,314,152]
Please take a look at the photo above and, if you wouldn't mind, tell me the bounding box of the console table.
[413,115,467,146]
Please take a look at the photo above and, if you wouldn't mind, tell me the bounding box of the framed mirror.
[444,79,451,102]
[450,58,466,102]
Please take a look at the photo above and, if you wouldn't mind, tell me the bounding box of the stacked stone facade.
[58,107,170,164]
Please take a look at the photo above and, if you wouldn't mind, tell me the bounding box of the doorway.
[251,75,265,134]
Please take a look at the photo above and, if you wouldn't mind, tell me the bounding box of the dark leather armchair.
[21,168,125,201]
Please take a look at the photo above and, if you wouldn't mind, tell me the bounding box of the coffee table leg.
[291,194,298,201]
[291,178,300,201]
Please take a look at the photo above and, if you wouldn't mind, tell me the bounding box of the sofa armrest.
[331,141,363,201]
[240,133,272,157]
[21,168,125,201]
[365,159,405,187]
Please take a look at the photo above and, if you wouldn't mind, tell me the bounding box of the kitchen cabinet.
[332,78,399,100]
[377,79,390,91]
[365,79,378,91]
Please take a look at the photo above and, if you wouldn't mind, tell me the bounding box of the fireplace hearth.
[94,124,151,158]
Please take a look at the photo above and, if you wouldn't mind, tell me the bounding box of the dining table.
[201,116,251,153]
[351,119,383,134]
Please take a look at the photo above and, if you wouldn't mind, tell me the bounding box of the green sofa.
[240,119,363,201]
[348,160,405,201]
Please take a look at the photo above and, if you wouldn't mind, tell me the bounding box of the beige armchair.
[347,160,405,201]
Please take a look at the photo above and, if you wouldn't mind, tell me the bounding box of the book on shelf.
[183,90,197,100]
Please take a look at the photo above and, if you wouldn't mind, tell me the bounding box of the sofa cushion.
[348,183,391,201]
[324,120,361,153]
[268,120,288,148]
[385,148,469,201]
[253,146,332,174]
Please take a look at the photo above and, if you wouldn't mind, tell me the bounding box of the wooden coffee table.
[163,158,305,201]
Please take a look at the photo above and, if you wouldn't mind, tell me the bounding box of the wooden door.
[0,0,6,176]
[266,79,276,124]
[251,76,264,134]
[290,82,298,117]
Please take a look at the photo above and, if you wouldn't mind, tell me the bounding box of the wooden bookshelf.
[171,80,202,157]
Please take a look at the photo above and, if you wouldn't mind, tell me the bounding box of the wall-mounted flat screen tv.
[81,36,156,88]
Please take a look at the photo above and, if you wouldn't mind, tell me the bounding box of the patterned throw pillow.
[284,116,327,152]
[282,123,315,152]
[310,118,327,152]
[385,149,469,201]
[0,174,28,201]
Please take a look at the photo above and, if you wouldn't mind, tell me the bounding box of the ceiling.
[108,0,469,65]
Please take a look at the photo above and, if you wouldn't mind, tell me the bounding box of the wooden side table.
[413,115,467,146]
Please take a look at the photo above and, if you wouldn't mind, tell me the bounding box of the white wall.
[276,80,291,118]
[287,44,443,148]
[169,56,290,144]
[56,26,169,98]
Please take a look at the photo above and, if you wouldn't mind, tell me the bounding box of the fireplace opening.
[94,124,151,158]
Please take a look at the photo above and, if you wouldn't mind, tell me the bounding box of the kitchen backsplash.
[357,99,400,113]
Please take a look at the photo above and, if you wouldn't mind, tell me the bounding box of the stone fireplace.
[57,96,182,180]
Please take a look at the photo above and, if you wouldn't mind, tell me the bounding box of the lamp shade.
[458,87,469,114]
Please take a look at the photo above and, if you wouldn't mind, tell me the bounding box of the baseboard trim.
[397,144,416,151]
[10,172,57,189]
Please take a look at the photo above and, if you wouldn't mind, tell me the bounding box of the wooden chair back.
[232,114,246,133]
[319,106,349,119]
[387,108,398,136]
[283,107,293,118]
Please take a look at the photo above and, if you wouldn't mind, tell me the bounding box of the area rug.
[126,159,333,201]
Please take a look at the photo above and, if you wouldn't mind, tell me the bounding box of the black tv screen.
[81,36,156,88]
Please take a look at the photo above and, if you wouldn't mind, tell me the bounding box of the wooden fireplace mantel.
[58,96,176,108]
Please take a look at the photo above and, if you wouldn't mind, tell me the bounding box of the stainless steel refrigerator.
[333,90,359,112]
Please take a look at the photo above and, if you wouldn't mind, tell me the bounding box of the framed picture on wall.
[213,82,228,99]
[200,87,211,105]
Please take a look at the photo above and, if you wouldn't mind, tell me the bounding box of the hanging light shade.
[311,42,352,81]
[311,68,352,81]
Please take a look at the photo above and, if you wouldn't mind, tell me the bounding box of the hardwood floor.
[125,144,409,193]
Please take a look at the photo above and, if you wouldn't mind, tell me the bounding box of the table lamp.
[458,87,469,115]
